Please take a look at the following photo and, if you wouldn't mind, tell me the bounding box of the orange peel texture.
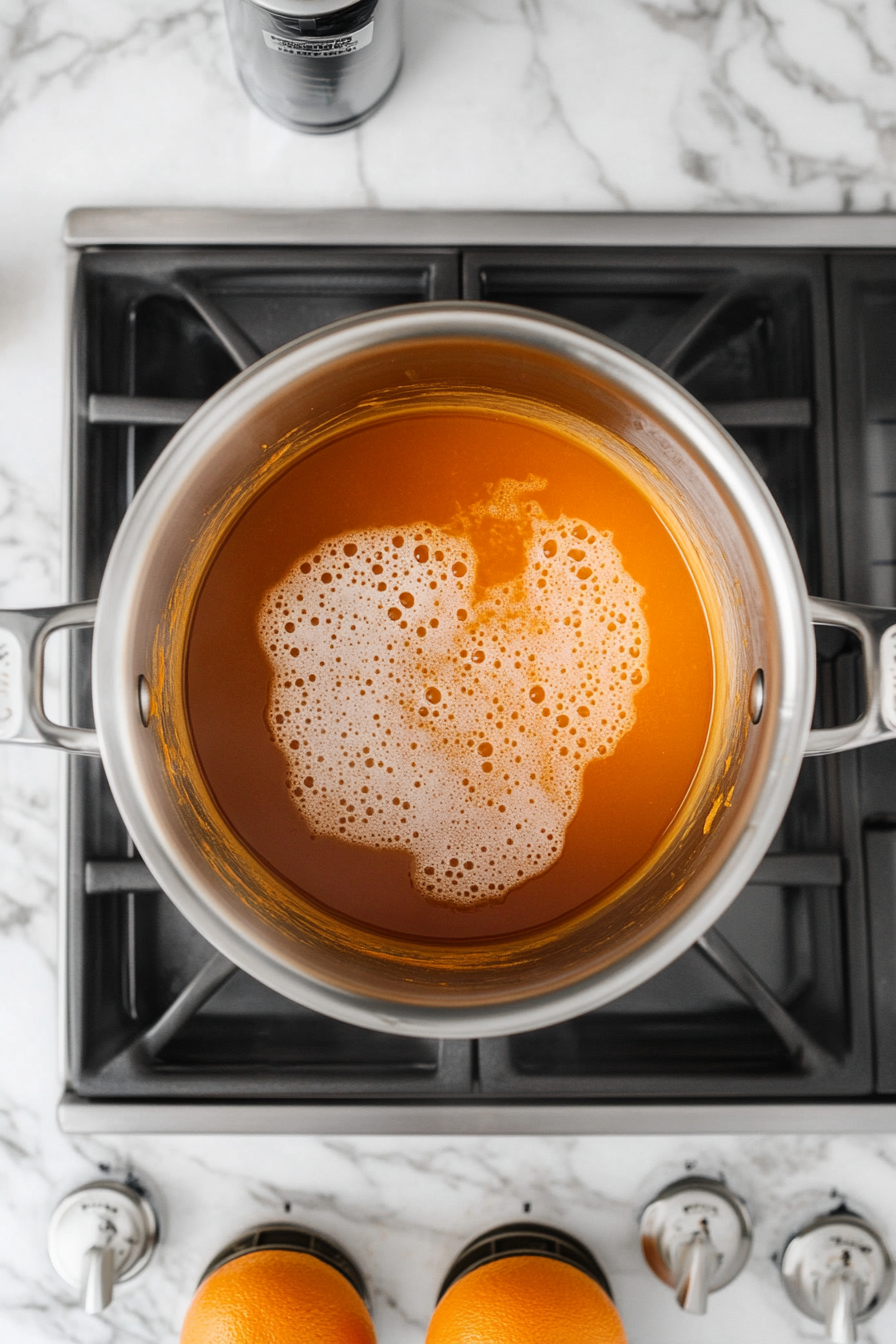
[179,1249,376,1344]
[425,1255,627,1344]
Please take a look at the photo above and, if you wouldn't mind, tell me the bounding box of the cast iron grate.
[64,244,896,1105]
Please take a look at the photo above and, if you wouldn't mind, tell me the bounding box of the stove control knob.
[781,1213,894,1344]
[640,1177,752,1315]
[48,1180,158,1314]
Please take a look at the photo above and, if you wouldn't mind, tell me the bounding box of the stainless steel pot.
[3,303,895,1037]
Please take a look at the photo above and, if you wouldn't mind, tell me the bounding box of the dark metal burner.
[197,1224,369,1304]
[437,1222,613,1302]
[59,213,896,1130]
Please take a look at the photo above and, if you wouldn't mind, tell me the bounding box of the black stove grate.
[64,243,896,1106]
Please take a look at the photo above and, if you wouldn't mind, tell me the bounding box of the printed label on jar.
[0,631,22,740]
[881,624,896,731]
[262,21,374,58]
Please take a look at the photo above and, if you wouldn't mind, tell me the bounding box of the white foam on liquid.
[258,480,649,907]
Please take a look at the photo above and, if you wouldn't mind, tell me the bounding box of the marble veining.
[4,1132,896,1342]
[4,1,896,1340]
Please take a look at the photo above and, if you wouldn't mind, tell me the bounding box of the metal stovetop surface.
[59,209,896,1132]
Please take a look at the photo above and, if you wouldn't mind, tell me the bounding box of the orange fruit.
[426,1254,627,1344]
[179,1248,377,1344]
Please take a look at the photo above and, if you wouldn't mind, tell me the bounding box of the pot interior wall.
[126,327,776,1011]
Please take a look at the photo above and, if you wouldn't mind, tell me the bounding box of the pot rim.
[92,301,814,1038]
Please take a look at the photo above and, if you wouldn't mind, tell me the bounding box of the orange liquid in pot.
[186,412,714,940]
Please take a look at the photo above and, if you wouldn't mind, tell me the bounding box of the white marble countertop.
[4,2,896,1340]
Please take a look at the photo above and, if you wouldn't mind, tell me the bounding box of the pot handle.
[0,602,100,755]
[805,596,896,756]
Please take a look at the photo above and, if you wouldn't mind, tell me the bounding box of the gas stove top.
[59,210,896,1133]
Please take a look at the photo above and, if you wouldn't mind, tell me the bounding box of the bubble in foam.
[258,485,649,908]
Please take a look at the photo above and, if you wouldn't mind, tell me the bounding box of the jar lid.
[247,0,371,16]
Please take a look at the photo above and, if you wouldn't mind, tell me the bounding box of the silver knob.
[48,1181,158,1314]
[640,1177,752,1315]
[781,1213,894,1344]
